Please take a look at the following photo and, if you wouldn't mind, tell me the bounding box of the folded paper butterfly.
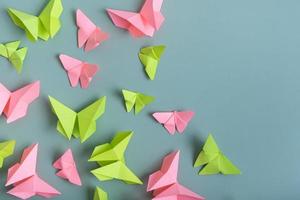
[139,45,165,80]
[0,81,40,123]
[7,0,63,42]
[49,96,106,143]
[94,187,108,200]
[122,89,154,114]
[89,131,143,184]
[152,111,194,135]
[53,149,81,186]
[147,151,205,200]
[0,41,27,73]
[6,144,60,199]
[76,9,109,52]
[59,54,99,89]
[107,0,165,37]
[0,140,16,168]
[194,134,241,175]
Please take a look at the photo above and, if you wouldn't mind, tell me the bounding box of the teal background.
[0,0,299,199]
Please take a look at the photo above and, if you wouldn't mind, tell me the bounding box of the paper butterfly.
[49,96,106,143]
[122,89,155,114]
[89,131,143,184]
[139,45,165,80]
[7,0,63,42]
[53,149,81,186]
[147,151,205,200]
[76,9,109,52]
[194,134,241,175]
[152,111,194,135]
[0,81,40,123]
[59,54,99,89]
[0,41,27,73]
[6,144,60,199]
[107,0,165,37]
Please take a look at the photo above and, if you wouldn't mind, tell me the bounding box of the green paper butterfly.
[7,0,63,42]
[122,89,155,114]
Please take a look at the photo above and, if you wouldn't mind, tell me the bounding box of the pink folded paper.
[76,9,109,52]
[59,54,99,89]
[152,111,194,135]
[0,81,40,123]
[53,149,82,186]
[107,0,164,37]
[6,144,60,199]
[147,151,204,200]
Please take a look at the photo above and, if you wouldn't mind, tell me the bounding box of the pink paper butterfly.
[107,0,165,37]
[152,111,194,135]
[59,54,99,89]
[76,9,109,52]
[0,81,40,123]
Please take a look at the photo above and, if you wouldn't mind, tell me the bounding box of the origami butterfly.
[139,45,165,80]
[48,96,106,143]
[7,0,63,42]
[0,81,40,123]
[0,140,16,168]
[152,111,194,135]
[107,0,165,37]
[147,151,205,200]
[76,9,109,52]
[94,187,108,200]
[89,131,143,184]
[0,41,27,73]
[6,144,60,199]
[53,149,81,186]
[59,54,99,89]
[122,89,155,114]
[194,134,241,175]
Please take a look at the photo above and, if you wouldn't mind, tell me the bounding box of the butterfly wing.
[219,154,241,175]
[77,96,106,143]
[76,9,97,49]
[140,0,165,30]
[122,90,137,112]
[0,140,16,168]
[59,54,83,87]
[175,111,194,133]
[48,96,77,140]
[0,84,11,116]
[135,93,155,114]
[91,161,143,184]
[79,63,99,88]
[139,53,158,80]
[3,81,40,123]
[9,47,28,73]
[152,112,176,134]
[194,134,220,168]
[85,28,109,52]
[7,8,39,41]
[38,0,63,40]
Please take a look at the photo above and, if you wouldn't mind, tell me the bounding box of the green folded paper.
[0,140,16,168]
[122,89,154,114]
[0,41,27,73]
[89,131,143,185]
[7,0,63,42]
[139,45,165,80]
[194,134,241,175]
[94,187,108,200]
[48,96,106,143]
